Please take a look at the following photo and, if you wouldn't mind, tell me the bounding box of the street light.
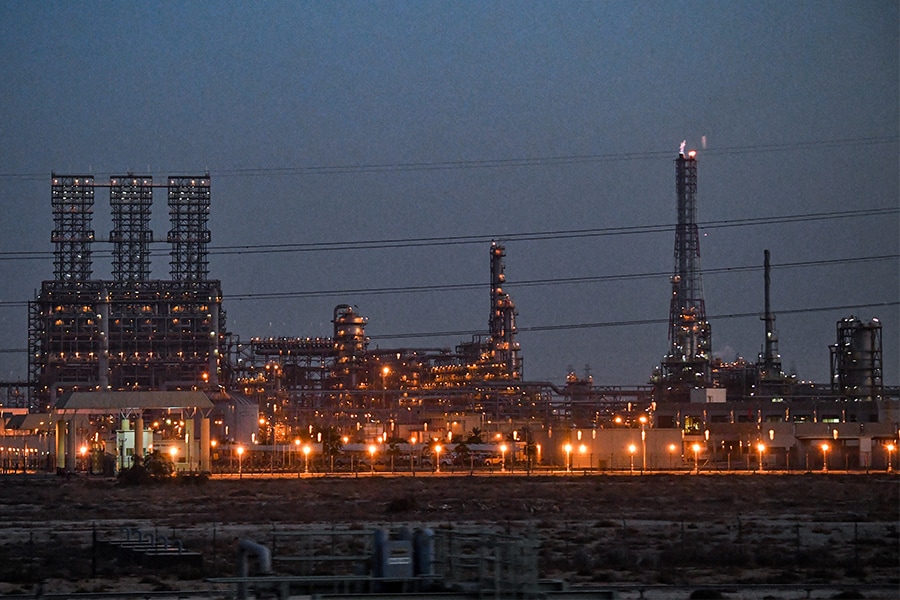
[579,444,588,472]
[668,444,677,470]
[169,446,178,476]
[303,445,311,474]
[381,366,390,408]
[237,445,244,479]
[692,443,701,474]
[434,444,442,473]
[887,443,895,472]
[639,415,648,472]
[368,444,376,475]
[79,445,88,473]
[500,443,507,472]
[628,444,637,474]
[821,443,829,472]
[564,443,572,473]
[756,443,765,472]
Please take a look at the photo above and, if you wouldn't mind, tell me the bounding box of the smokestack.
[758,249,782,380]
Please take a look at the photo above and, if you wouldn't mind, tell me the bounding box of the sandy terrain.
[0,472,896,597]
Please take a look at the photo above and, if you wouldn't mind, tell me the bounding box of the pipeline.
[236,539,273,600]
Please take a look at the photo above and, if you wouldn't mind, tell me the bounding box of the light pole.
[639,415,648,472]
[410,436,417,475]
[500,443,507,472]
[887,443,895,473]
[368,444,376,475]
[303,445,311,474]
[757,443,765,472]
[381,366,390,408]
[237,445,244,479]
[821,443,829,472]
[169,446,178,476]
[564,443,572,473]
[434,444,442,473]
[668,444,677,471]
[628,444,637,474]
[579,444,588,472]
[692,443,701,474]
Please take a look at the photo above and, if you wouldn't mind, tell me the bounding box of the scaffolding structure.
[110,175,153,282]
[51,174,95,281]
[167,175,211,281]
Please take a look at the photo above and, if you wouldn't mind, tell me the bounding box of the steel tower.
[167,175,211,281]
[110,174,153,282]
[757,249,783,382]
[50,174,95,281]
[659,147,711,396]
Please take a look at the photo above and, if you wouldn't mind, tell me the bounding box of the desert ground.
[0,472,897,598]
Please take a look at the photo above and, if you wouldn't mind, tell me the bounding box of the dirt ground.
[0,472,897,596]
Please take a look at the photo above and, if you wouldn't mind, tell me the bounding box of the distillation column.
[489,242,521,379]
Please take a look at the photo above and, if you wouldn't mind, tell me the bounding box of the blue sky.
[1,1,897,386]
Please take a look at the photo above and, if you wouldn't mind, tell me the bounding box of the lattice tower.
[51,174,95,281]
[110,174,153,282]
[167,175,211,280]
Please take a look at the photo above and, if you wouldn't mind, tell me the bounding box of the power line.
[225,254,897,301]
[0,206,895,261]
[369,301,899,341]
[0,254,893,308]
[2,135,893,181]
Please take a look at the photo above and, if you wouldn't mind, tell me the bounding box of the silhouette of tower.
[50,174,95,281]
[110,174,153,282]
[489,242,521,379]
[657,146,711,399]
[167,175,211,281]
[757,249,784,382]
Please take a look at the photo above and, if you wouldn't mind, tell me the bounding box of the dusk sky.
[1,1,897,387]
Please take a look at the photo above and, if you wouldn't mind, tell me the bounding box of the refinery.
[0,150,896,476]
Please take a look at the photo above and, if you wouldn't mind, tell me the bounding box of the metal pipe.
[236,539,273,600]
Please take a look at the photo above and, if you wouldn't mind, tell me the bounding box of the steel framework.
[110,174,153,282]
[51,174,95,281]
[659,150,711,394]
[167,175,211,281]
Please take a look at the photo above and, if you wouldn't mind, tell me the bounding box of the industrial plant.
[1,151,896,476]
